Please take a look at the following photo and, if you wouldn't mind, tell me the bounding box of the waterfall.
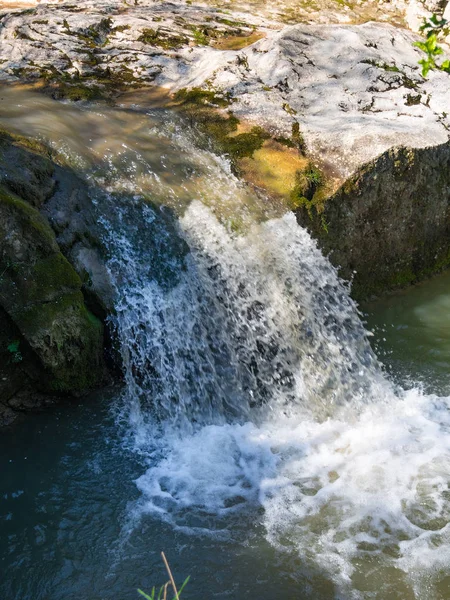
[107,199,388,430]
[1,85,448,598]
[103,194,450,599]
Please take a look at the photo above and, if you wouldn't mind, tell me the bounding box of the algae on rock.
[0,185,104,393]
[295,143,450,299]
[0,136,105,424]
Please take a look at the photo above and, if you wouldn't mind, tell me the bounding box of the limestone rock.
[1,5,448,182]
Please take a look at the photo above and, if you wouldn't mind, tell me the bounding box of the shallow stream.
[0,85,449,600]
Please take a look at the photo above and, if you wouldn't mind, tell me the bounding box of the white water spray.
[106,198,450,599]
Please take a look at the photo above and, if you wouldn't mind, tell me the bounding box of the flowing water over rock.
[0,86,450,599]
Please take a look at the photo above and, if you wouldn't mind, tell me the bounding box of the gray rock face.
[0,140,55,206]
[296,142,450,299]
[242,23,450,178]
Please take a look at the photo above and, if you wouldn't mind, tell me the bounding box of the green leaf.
[430,13,448,27]
[426,34,438,51]
[7,340,20,354]
[418,58,432,77]
[172,576,191,600]
[413,41,424,52]
[137,589,155,600]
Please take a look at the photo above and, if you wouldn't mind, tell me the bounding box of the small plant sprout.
[413,14,450,77]
[137,552,190,600]
[7,340,23,363]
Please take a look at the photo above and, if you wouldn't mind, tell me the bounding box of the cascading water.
[108,199,385,430]
[106,196,450,600]
[1,86,450,600]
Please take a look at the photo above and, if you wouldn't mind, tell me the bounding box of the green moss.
[111,24,131,33]
[11,66,37,79]
[191,27,210,45]
[61,17,113,48]
[289,163,325,212]
[0,186,56,248]
[0,128,53,159]
[52,82,104,101]
[31,253,82,298]
[216,17,248,28]
[173,87,231,108]
[108,65,138,85]
[292,122,306,153]
[402,76,418,90]
[187,108,268,165]
[220,126,270,160]
[14,291,103,392]
[361,59,399,72]
[274,136,296,148]
[0,180,103,392]
[138,28,188,49]
[405,93,421,106]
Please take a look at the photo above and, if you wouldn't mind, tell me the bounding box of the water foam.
[134,391,450,597]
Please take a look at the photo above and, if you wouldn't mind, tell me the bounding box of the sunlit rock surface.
[1,0,450,299]
[1,1,449,179]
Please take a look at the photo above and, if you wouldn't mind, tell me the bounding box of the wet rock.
[295,143,450,299]
[0,136,55,206]
[0,137,106,425]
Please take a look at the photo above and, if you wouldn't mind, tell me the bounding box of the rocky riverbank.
[1,0,450,298]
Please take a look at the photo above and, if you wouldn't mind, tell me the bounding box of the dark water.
[364,269,450,396]
[0,391,312,600]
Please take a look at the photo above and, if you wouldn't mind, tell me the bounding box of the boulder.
[0,136,105,424]
[295,142,450,299]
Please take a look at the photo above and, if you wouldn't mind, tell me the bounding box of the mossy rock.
[294,142,450,300]
[138,27,188,49]
[0,183,104,393]
[239,139,309,199]
[13,292,103,392]
[0,132,55,207]
[50,82,104,102]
